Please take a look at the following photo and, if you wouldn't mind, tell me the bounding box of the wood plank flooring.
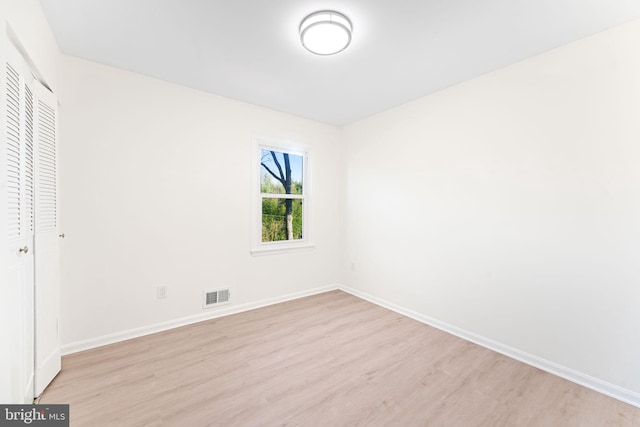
[40,290,640,426]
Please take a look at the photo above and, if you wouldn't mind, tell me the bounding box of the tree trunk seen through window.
[261,151,294,240]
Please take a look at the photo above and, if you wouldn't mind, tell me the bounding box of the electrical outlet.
[157,285,168,299]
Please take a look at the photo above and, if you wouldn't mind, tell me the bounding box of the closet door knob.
[19,246,29,254]
[59,233,65,238]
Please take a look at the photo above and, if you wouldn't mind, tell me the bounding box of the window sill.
[250,243,315,256]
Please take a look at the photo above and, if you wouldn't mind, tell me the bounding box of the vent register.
[204,289,230,308]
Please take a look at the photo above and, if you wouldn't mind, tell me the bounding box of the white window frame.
[251,137,313,255]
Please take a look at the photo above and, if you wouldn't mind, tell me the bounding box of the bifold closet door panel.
[4,43,36,403]
[33,80,61,397]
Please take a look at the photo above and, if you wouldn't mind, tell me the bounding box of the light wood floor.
[41,290,640,426]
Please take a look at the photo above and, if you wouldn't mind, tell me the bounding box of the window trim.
[251,137,313,256]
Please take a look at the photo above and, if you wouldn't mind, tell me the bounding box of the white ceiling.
[38,0,640,126]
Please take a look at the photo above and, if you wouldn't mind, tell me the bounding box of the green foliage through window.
[261,198,303,242]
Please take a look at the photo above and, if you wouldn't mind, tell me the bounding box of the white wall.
[58,55,345,348]
[0,0,59,89]
[343,19,640,399]
[0,0,60,403]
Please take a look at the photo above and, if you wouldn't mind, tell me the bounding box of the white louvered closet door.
[33,78,61,397]
[4,43,36,403]
[3,41,60,401]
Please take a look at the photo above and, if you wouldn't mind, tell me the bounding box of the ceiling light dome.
[299,11,352,56]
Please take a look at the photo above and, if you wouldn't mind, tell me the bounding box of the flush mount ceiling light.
[299,10,352,56]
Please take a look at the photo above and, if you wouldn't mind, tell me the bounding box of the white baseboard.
[61,284,339,355]
[339,285,640,409]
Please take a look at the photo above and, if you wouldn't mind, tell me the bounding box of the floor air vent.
[204,289,230,308]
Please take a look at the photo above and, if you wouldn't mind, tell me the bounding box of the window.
[252,139,311,254]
